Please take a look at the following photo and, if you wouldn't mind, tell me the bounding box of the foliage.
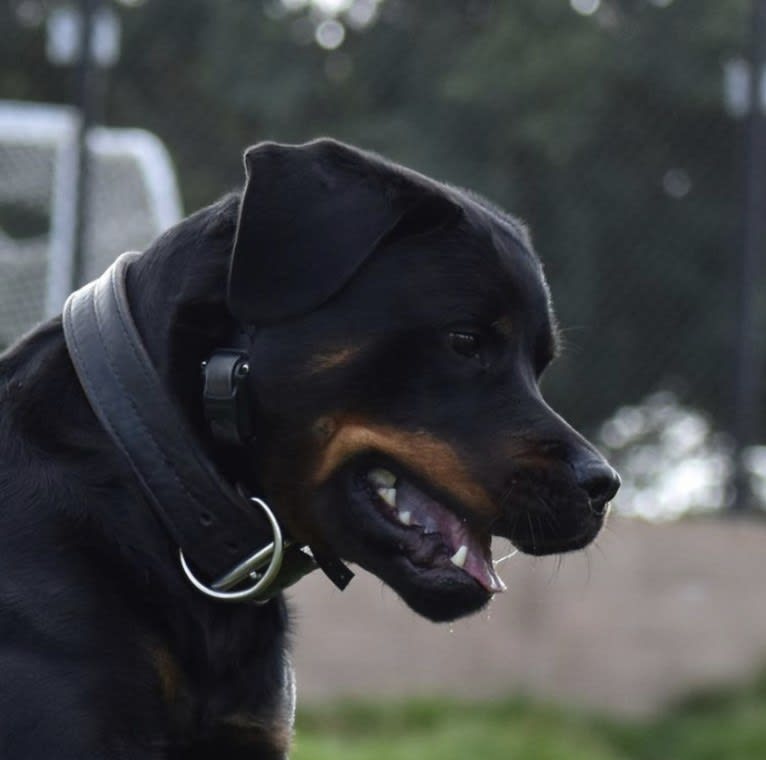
[598,390,734,517]
[0,0,759,434]
[598,390,766,515]
[292,672,766,759]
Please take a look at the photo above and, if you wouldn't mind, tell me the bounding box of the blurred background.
[1,0,765,757]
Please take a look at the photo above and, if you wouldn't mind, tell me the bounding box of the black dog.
[0,139,619,758]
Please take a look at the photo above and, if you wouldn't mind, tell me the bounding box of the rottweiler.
[0,139,619,758]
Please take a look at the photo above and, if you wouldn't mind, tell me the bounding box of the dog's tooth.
[398,510,412,526]
[377,487,397,508]
[450,545,468,569]
[368,468,397,488]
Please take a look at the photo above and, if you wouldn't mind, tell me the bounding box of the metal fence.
[0,101,182,343]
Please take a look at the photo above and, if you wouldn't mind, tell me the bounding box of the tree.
[0,0,757,435]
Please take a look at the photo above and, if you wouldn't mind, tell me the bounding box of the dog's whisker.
[499,484,515,512]
[583,547,593,586]
[525,511,538,552]
[493,547,519,566]
[548,553,564,584]
[538,508,558,533]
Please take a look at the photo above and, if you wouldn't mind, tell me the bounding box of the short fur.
[0,139,618,757]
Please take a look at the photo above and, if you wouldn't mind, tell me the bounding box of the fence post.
[732,0,766,513]
[70,0,103,292]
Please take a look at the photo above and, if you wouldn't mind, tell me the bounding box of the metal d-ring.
[179,496,285,603]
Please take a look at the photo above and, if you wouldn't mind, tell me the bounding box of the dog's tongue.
[396,480,506,594]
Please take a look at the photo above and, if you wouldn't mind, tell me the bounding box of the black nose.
[574,460,621,510]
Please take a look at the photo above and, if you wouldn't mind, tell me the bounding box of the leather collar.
[62,252,349,601]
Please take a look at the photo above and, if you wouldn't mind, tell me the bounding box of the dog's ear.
[227,139,462,325]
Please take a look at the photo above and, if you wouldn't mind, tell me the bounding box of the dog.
[0,138,619,758]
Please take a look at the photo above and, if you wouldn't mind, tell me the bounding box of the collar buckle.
[179,496,285,603]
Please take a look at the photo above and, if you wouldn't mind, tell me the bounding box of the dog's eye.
[449,331,482,359]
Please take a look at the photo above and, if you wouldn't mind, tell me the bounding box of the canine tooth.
[398,510,412,526]
[450,545,468,569]
[377,487,397,507]
[368,468,397,488]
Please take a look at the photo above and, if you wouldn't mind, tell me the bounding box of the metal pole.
[71,0,101,292]
[732,0,766,513]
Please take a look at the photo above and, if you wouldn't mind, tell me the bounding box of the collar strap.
[62,252,322,601]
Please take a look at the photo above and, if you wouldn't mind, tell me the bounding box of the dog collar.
[62,251,351,602]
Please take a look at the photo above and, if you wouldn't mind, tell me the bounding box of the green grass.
[292,672,766,760]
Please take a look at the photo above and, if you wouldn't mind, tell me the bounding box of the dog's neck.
[126,194,242,428]
[120,192,274,506]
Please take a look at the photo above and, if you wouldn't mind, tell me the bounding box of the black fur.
[0,139,618,757]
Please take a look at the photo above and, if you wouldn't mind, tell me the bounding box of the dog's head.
[226,139,619,622]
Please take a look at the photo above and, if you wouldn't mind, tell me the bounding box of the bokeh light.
[315,18,346,50]
[570,0,601,16]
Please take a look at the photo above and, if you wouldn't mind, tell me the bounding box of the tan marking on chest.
[150,645,182,704]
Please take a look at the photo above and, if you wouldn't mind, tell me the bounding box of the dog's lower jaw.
[304,476,494,623]
[369,553,494,623]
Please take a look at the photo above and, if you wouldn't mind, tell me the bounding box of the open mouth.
[357,466,506,595]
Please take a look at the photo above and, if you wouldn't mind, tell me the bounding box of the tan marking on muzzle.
[306,345,362,374]
[313,421,495,517]
[502,440,554,467]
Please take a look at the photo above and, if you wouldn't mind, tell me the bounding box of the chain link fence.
[0,132,50,346]
[0,101,182,343]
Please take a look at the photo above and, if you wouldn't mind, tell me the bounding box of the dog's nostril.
[575,461,621,506]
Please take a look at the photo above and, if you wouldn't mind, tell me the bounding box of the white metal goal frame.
[0,100,182,344]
